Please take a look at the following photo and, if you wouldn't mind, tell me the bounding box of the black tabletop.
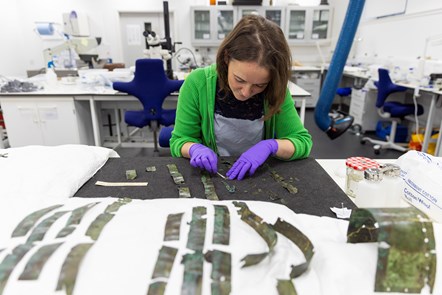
[74,157,356,218]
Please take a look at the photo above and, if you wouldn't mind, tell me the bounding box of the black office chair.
[113,59,183,153]
[361,68,424,154]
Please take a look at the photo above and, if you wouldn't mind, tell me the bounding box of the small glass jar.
[345,157,380,198]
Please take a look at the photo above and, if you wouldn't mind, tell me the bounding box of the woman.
[170,14,313,180]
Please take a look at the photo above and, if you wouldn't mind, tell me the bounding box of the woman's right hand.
[188,143,218,174]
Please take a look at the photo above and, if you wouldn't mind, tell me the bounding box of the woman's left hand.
[226,139,278,180]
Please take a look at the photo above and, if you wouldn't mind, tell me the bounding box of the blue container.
[376,121,408,143]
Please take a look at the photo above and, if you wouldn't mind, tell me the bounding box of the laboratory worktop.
[75,156,357,218]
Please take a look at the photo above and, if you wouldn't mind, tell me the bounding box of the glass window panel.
[288,10,306,40]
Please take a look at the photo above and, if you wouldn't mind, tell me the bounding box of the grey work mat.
[74,157,356,218]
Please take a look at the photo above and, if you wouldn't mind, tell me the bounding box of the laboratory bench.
[328,66,442,157]
[0,81,311,148]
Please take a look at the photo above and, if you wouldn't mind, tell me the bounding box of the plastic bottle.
[392,66,401,81]
[356,168,384,208]
[45,62,58,88]
[407,67,417,84]
[380,164,404,207]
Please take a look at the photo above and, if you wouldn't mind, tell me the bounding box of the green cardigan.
[170,64,313,160]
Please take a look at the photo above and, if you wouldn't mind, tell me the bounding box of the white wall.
[1,0,441,78]
[353,0,442,75]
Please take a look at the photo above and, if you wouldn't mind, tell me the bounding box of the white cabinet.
[191,5,332,47]
[237,6,285,27]
[286,5,333,45]
[190,5,288,47]
[0,96,94,147]
[349,88,380,131]
[191,6,237,47]
[291,69,321,107]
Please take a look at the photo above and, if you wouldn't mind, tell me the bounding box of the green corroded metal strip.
[233,201,277,267]
[151,246,178,279]
[19,242,63,280]
[105,197,132,214]
[146,166,157,172]
[0,243,34,294]
[56,202,99,238]
[179,186,192,198]
[11,204,63,237]
[272,218,314,278]
[167,164,185,184]
[164,213,184,241]
[181,250,204,295]
[147,281,166,295]
[277,279,298,295]
[186,207,207,251]
[347,207,437,293]
[85,213,114,241]
[221,181,236,194]
[201,171,219,201]
[85,198,132,241]
[56,243,93,295]
[126,169,137,180]
[212,205,230,245]
[26,211,69,243]
[204,250,231,295]
[270,170,298,194]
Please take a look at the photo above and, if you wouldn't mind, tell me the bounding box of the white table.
[341,69,442,156]
[316,158,410,208]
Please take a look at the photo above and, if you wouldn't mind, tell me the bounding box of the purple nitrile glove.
[189,143,218,174]
[226,139,278,180]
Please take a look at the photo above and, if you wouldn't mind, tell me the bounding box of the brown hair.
[216,14,292,120]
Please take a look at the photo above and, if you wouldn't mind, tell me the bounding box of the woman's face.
[227,59,270,101]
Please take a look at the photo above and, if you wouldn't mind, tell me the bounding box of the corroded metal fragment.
[164,213,184,241]
[56,243,94,295]
[347,207,437,293]
[11,204,63,237]
[145,166,157,172]
[179,186,192,198]
[204,250,231,295]
[26,211,68,243]
[19,242,63,280]
[277,279,298,295]
[233,201,277,267]
[151,246,178,279]
[221,181,236,194]
[167,164,185,184]
[186,207,207,251]
[147,281,166,295]
[212,205,230,245]
[201,171,219,201]
[0,243,34,294]
[56,203,99,238]
[270,170,298,194]
[85,213,114,241]
[181,251,204,295]
[273,218,314,278]
[105,197,132,214]
[126,169,137,180]
[86,198,132,241]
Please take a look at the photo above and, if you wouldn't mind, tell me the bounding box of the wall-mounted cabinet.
[237,6,285,28]
[286,6,333,45]
[191,5,332,47]
[191,6,237,47]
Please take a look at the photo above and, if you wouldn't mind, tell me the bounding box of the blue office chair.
[113,59,183,153]
[361,68,424,154]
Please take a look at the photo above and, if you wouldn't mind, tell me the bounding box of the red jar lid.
[345,157,380,171]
